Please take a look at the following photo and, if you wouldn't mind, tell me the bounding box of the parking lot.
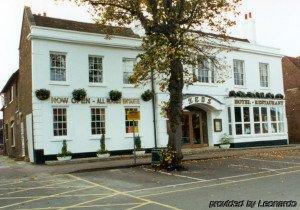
[0,149,300,209]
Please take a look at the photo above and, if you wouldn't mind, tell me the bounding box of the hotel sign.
[182,95,224,111]
[50,97,140,105]
[234,99,284,105]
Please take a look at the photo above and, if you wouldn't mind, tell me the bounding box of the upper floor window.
[53,108,67,136]
[89,56,103,83]
[259,63,269,87]
[123,58,135,84]
[233,59,244,86]
[10,121,15,147]
[91,107,105,135]
[50,53,66,82]
[196,59,215,83]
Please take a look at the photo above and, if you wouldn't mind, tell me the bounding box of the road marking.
[143,168,206,181]
[240,157,300,165]
[0,185,96,209]
[65,174,180,210]
[0,193,112,200]
[0,179,80,196]
[126,202,151,210]
[139,168,300,198]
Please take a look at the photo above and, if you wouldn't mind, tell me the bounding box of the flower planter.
[134,150,145,156]
[57,156,72,161]
[97,153,110,159]
[219,144,230,149]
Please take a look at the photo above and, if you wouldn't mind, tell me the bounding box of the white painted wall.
[30,26,287,154]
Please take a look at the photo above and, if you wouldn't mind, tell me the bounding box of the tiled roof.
[1,70,19,94]
[32,14,140,38]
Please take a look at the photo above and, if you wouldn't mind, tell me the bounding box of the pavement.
[0,145,300,209]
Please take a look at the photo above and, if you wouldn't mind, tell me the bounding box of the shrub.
[265,93,274,99]
[98,132,108,154]
[57,140,72,157]
[35,89,50,100]
[275,94,284,99]
[228,90,236,97]
[109,90,122,101]
[141,90,154,101]
[246,92,255,98]
[72,89,87,102]
[219,134,233,145]
[134,136,142,151]
[259,92,265,98]
[236,91,246,98]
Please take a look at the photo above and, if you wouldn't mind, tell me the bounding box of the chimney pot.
[43,12,47,17]
[249,12,252,18]
[245,14,248,20]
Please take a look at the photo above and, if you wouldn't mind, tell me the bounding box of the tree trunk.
[167,58,184,161]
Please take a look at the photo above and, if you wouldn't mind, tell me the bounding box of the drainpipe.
[151,69,158,148]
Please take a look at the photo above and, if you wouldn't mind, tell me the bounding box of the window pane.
[125,108,139,133]
[253,107,260,122]
[277,107,284,121]
[235,124,242,135]
[270,108,277,122]
[89,56,103,83]
[278,122,284,133]
[233,60,244,85]
[261,108,268,122]
[262,123,268,133]
[254,123,261,134]
[244,123,251,134]
[228,107,231,123]
[91,108,105,135]
[271,123,277,133]
[234,107,241,122]
[229,124,232,135]
[53,108,67,136]
[243,107,250,122]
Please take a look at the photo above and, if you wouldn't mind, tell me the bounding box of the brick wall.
[282,57,300,143]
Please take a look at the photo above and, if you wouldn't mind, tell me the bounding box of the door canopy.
[182,95,224,111]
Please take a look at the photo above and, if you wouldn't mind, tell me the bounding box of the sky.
[0,0,300,95]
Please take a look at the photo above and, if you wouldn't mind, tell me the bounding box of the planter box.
[134,150,145,156]
[97,153,110,159]
[219,144,230,149]
[57,156,72,161]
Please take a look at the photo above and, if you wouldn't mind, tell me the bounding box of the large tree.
[72,0,240,168]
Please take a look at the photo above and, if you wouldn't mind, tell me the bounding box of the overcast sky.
[0,0,300,93]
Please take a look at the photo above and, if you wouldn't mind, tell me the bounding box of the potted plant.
[97,132,110,158]
[228,90,236,97]
[275,93,284,99]
[133,136,145,156]
[57,140,72,161]
[109,90,122,102]
[219,134,232,149]
[72,88,87,102]
[35,89,50,100]
[141,90,154,102]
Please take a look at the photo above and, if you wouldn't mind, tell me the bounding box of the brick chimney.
[243,12,257,43]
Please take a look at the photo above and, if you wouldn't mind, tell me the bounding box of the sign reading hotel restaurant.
[50,97,140,105]
[234,99,284,105]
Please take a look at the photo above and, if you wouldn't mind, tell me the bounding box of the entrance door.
[182,109,208,147]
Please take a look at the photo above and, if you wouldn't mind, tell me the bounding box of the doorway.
[182,108,208,147]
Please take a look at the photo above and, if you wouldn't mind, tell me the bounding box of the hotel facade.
[1,7,288,162]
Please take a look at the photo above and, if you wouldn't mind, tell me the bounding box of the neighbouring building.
[0,7,288,163]
[0,119,3,148]
[282,56,300,143]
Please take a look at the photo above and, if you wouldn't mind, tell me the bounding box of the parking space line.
[139,168,300,198]
[0,185,96,209]
[126,201,151,210]
[66,174,180,210]
[0,179,80,196]
[240,157,300,165]
[0,193,112,200]
[143,168,206,181]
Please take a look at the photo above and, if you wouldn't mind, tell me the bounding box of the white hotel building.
[1,7,288,163]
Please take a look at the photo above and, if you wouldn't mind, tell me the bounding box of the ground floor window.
[53,108,67,136]
[91,107,105,135]
[229,105,285,136]
[10,121,15,147]
[125,108,139,133]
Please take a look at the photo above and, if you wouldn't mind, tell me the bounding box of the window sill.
[125,134,141,138]
[90,136,111,140]
[123,84,137,88]
[192,82,218,87]
[49,82,70,86]
[88,83,107,87]
[51,138,72,142]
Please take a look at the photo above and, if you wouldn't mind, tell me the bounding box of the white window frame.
[89,55,104,84]
[10,122,15,147]
[259,63,269,88]
[125,107,140,134]
[90,107,106,135]
[196,59,215,83]
[270,107,284,134]
[227,107,232,135]
[53,107,68,137]
[233,59,245,86]
[123,58,136,85]
[233,106,252,136]
[253,107,269,135]
[50,52,67,82]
